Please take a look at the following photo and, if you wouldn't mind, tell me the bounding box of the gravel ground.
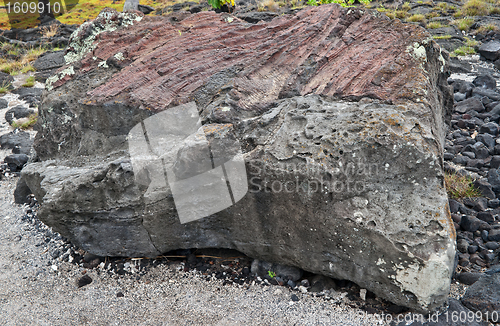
[0,176,386,325]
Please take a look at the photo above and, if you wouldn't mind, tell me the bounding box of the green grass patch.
[22,76,36,87]
[452,17,475,31]
[426,11,440,18]
[11,114,38,130]
[465,38,479,47]
[462,0,490,16]
[402,2,411,10]
[406,14,426,22]
[0,81,11,94]
[445,172,482,199]
[453,45,476,56]
[20,65,36,74]
[427,21,444,28]
[433,34,452,39]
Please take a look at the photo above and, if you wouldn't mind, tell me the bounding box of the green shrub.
[208,0,235,9]
[395,10,408,18]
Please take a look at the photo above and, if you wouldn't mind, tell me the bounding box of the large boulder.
[22,6,455,313]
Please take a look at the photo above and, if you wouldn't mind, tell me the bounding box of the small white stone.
[360,288,367,301]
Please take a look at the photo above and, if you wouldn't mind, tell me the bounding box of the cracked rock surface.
[22,5,455,312]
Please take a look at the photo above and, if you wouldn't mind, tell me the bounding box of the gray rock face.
[461,274,500,322]
[478,41,500,61]
[123,0,139,11]
[22,7,455,313]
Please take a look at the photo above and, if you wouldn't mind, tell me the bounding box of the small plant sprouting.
[22,75,36,87]
[11,114,38,130]
[0,81,11,94]
[268,270,276,278]
[444,172,482,199]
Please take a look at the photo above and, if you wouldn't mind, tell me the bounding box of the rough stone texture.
[478,41,500,61]
[461,274,500,322]
[23,6,454,313]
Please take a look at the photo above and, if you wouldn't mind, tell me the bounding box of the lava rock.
[77,275,93,288]
[21,6,456,313]
[0,98,7,110]
[454,97,484,114]
[33,51,65,71]
[478,40,500,61]
[477,211,495,223]
[4,105,35,125]
[476,134,495,150]
[0,131,32,155]
[488,229,500,241]
[473,74,497,91]
[461,215,486,233]
[236,12,279,23]
[14,175,32,204]
[479,122,500,136]
[462,273,500,322]
[473,179,496,199]
[4,154,29,172]
[457,238,469,253]
[457,272,484,285]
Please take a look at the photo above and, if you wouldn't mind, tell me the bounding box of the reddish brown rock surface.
[51,6,448,113]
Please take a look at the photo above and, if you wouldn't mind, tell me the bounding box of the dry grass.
[0,44,46,75]
[41,24,60,38]
[445,172,482,199]
[0,81,11,94]
[462,0,490,16]
[258,0,280,11]
[427,21,444,28]
[451,17,475,31]
[406,14,426,22]
[476,24,499,34]
[402,2,411,10]
[433,34,452,39]
[11,114,38,130]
